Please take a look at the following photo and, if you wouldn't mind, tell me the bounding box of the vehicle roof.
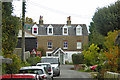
[20,66,44,70]
[36,63,51,65]
[0,74,36,79]
[41,56,59,58]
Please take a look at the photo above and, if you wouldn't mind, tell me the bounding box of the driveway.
[54,65,92,79]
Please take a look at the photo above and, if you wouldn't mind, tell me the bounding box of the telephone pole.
[21,0,25,62]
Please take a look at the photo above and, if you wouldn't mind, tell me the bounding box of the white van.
[41,56,60,76]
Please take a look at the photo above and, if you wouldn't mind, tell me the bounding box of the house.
[25,16,88,64]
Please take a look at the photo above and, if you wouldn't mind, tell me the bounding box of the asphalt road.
[54,65,92,79]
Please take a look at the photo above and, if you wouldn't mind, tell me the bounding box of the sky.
[12,0,118,29]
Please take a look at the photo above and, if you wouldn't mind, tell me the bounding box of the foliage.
[2,2,20,55]
[35,56,41,64]
[103,30,119,72]
[72,53,84,64]
[89,1,120,38]
[26,56,41,65]
[2,54,21,74]
[25,17,37,24]
[82,44,105,66]
[37,48,46,56]
[20,61,30,67]
[89,29,105,48]
[65,61,73,65]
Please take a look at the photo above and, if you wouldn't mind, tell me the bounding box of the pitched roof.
[18,30,37,38]
[25,24,88,36]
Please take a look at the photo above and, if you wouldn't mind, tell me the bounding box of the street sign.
[37,51,41,57]
[31,49,36,55]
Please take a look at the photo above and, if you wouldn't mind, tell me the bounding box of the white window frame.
[63,25,68,35]
[48,41,52,49]
[32,24,38,35]
[47,25,53,35]
[76,25,82,35]
[77,42,82,49]
[63,41,68,49]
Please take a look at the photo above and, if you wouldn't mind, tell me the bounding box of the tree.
[89,22,105,48]
[91,1,120,36]
[103,30,119,72]
[2,2,20,55]
[82,44,105,66]
[25,17,37,24]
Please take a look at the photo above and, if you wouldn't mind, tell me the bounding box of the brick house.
[25,16,88,64]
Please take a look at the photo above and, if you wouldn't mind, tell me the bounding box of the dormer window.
[63,25,68,35]
[49,28,52,33]
[76,25,82,35]
[32,24,38,35]
[47,25,53,35]
[34,28,37,33]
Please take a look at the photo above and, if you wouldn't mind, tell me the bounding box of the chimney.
[67,16,71,26]
[39,16,43,25]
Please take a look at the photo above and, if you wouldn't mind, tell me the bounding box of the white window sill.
[48,33,53,35]
[77,48,81,49]
[48,48,52,49]
[63,47,68,49]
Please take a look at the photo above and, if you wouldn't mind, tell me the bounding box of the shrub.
[26,56,41,65]
[65,61,73,65]
[3,53,21,74]
[72,53,84,64]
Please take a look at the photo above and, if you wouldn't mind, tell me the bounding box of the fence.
[104,71,120,79]
[13,48,30,60]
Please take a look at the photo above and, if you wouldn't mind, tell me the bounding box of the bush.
[2,53,21,74]
[72,53,84,64]
[65,61,73,65]
[26,56,41,65]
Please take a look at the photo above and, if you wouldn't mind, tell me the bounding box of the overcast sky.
[12,0,117,28]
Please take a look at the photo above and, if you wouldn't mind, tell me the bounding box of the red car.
[0,74,41,80]
[90,65,98,70]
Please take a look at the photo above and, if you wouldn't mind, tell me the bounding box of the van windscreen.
[41,58,58,64]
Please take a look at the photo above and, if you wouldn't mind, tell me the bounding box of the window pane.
[49,28,52,33]
[64,28,67,34]
[34,31,37,33]
[77,42,81,49]
[63,41,68,49]
[34,28,37,31]
[48,41,52,49]
[77,28,80,33]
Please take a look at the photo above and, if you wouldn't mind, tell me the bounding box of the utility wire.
[27,1,90,19]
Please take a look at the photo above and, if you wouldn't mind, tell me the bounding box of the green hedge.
[72,53,84,64]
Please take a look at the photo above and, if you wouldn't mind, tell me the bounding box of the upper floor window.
[63,41,68,49]
[76,25,82,35]
[48,41,52,49]
[47,25,53,35]
[34,28,37,33]
[32,24,38,35]
[63,25,68,35]
[77,41,82,49]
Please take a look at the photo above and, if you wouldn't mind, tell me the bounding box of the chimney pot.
[67,16,71,26]
[39,15,43,25]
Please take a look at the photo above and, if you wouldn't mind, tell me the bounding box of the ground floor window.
[63,41,68,49]
[77,42,82,49]
[48,41,52,49]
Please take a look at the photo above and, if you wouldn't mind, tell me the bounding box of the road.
[54,65,92,79]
